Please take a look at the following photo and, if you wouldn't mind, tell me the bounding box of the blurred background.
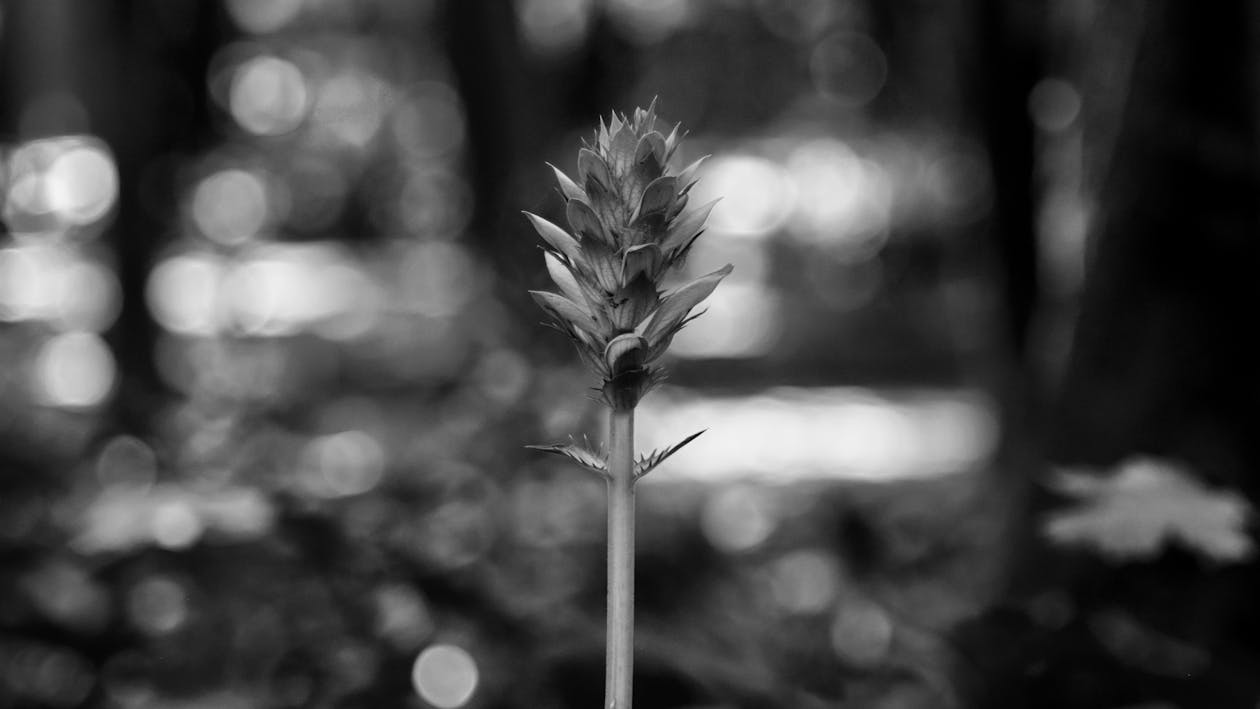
[1,0,1258,707]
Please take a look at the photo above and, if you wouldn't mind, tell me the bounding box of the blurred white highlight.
[670,282,782,359]
[0,245,120,331]
[225,0,304,34]
[693,155,795,238]
[4,135,118,230]
[638,387,998,482]
[146,243,381,339]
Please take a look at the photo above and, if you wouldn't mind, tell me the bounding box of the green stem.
[606,407,635,709]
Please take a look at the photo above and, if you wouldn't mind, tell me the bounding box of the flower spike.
[527,103,730,409]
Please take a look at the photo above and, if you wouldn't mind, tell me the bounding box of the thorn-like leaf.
[527,439,608,476]
[635,430,705,479]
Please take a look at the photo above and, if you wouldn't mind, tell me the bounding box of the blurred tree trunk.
[960,1,1260,706]
[441,2,629,320]
[95,0,223,437]
[0,0,217,457]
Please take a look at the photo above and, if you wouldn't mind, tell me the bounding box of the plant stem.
[606,407,635,709]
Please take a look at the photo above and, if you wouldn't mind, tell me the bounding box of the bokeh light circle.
[191,169,270,245]
[44,143,119,225]
[229,55,309,136]
[34,332,116,408]
[411,644,478,708]
[811,31,888,107]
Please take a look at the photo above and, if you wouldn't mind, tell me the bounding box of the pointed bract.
[567,198,612,246]
[631,176,678,225]
[635,132,666,165]
[663,122,684,161]
[530,290,601,340]
[676,155,709,192]
[641,264,733,345]
[524,212,583,263]
[548,163,586,201]
[579,238,623,293]
[578,148,612,189]
[621,243,662,283]
[661,198,719,254]
[607,126,638,176]
[544,252,587,306]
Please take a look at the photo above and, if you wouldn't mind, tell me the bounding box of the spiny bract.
[525,102,731,409]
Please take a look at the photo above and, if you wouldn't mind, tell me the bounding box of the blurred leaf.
[1044,457,1253,563]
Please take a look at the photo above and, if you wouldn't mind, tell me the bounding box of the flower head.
[526,101,731,409]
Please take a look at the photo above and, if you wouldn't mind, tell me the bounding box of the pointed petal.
[630,176,678,225]
[547,163,586,201]
[523,212,582,263]
[566,198,611,246]
[544,252,586,305]
[641,264,733,345]
[578,148,612,189]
